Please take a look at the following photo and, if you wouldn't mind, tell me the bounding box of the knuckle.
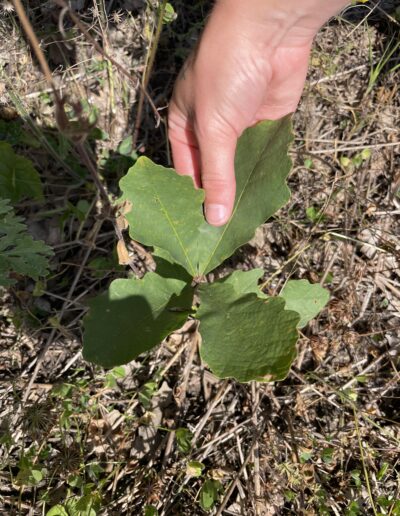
[194,114,237,143]
[202,175,233,190]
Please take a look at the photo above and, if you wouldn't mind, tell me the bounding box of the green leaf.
[345,501,361,516]
[139,381,158,409]
[197,277,300,382]
[280,279,329,328]
[0,142,43,202]
[118,136,134,156]
[176,427,193,454]
[321,447,334,464]
[340,156,351,168]
[0,198,53,286]
[75,492,100,514]
[306,206,324,224]
[199,479,223,511]
[153,247,192,283]
[350,469,362,488]
[104,365,127,388]
[120,157,204,277]
[120,117,293,277]
[46,506,69,516]
[377,462,390,481]
[144,506,159,516]
[83,272,193,367]
[163,3,177,24]
[0,119,40,148]
[361,148,371,160]
[300,449,313,463]
[304,157,313,169]
[220,268,265,296]
[30,469,43,483]
[186,461,205,478]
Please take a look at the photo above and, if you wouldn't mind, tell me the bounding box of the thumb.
[197,130,237,227]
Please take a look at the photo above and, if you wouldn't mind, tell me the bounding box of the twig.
[161,331,198,469]
[132,0,168,147]
[192,381,231,445]
[286,409,305,510]
[260,244,311,291]
[309,141,400,155]
[353,405,378,516]
[251,382,262,515]
[215,419,267,516]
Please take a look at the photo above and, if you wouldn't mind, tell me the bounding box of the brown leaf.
[117,239,130,265]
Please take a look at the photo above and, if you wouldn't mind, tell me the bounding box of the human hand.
[169,0,348,226]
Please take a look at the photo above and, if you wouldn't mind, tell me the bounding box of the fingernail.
[205,204,228,226]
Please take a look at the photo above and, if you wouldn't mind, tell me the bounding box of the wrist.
[215,0,350,47]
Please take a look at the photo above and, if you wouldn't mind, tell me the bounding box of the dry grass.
[0,1,399,515]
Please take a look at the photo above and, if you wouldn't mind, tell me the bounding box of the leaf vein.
[153,193,195,276]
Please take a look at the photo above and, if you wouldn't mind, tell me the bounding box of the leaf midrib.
[153,191,196,277]
[200,120,283,275]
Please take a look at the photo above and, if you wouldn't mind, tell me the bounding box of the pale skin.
[168,0,349,226]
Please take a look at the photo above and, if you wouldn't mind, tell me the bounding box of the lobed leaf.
[197,277,300,382]
[120,116,293,277]
[280,279,330,328]
[119,158,204,277]
[220,268,265,297]
[83,272,193,368]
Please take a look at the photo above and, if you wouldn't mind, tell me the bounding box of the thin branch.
[133,0,168,147]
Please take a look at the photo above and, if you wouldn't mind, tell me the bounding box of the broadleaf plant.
[83,116,329,382]
[119,116,292,276]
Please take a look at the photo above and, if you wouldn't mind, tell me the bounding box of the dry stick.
[260,244,311,291]
[12,0,62,104]
[286,409,305,511]
[161,331,199,470]
[197,419,250,453]
[192,381,231,445]
[370,0,400,26]
[353,405,379,516]
[198,394,240,460]
[52,0,160,124]
[132,0,168,148]
[215,420,267,516]
[251,382,262,516]
[161,380,233,514]
[310,141,400,155]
